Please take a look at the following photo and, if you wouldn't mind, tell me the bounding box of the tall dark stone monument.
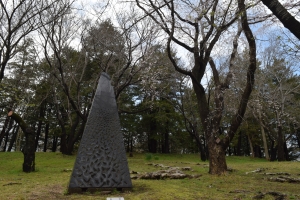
[68,72,132,193]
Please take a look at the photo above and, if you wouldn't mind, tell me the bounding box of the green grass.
[0,152,299,199]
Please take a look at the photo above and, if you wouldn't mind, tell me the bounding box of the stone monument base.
[68,187,132,194]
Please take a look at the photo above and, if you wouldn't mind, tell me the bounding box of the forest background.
[0,0,299,174]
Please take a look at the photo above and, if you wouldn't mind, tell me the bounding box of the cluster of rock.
[130,163,201,180]
[245,168,267,174]
[246,168,300,183]
[267,176,300,183]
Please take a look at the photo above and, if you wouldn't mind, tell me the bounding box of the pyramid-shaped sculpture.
[68,72,132,193]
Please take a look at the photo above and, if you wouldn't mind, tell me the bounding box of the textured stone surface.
[68,73,132,193]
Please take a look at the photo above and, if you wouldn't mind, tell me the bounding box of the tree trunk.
[260,125,270,160]
[196,135,207,161]
[0,116,10,144]
[148,138,157,153]
[261,0,300,40]
[284,141,289,161]
[8,111,35,172]
[207,0,256,174]
[248,135,254,157]
[258,110,270,160]
[60,133,68,154]
[8,125,19,152]
[43,123,49,152]
[277,125,286,161]
[52,136,58,152]
[236,131,242,156]
[126,132,130,153]
[254,145,262,158]
[22,129,35,172]
[54,93,68,154]
[35,121,42,151]
[35,103,45,151]
[163,126,170,153]
[296,129,300,149]
[198,135,207,161]
[2,129,9,151]
[130,136,133,153]
[148,120,157,153]
[270,140,277,161]
[15,129,23,151]
[186,121,207,161]
[207,138,227,174]
[59,113,85,155]
[228,145,232,156]
[2,117,14,151]
[61,118,85,155]
[128,133,134,157]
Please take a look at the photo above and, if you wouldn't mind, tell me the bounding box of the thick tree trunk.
[206,0,256,174]
[186,122,207,161]
[61,118,85,155]
[22,130,36,172]
[60,133,75,155]
[277,125,286,161]
[8,111,35,172]
[59,113,86,155]
[261,0,300,40]
[208,139,227,174]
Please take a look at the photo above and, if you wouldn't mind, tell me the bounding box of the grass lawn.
[0,152,299,199]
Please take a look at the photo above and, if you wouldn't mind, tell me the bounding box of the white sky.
[69,0,300,77]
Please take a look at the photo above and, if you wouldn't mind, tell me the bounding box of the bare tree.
[38,7,94,154]
[260,0,300,40]
[37,1,160,154]
[0,0,73,82]
[135,0,257,174]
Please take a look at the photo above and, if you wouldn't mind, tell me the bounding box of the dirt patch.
[28,184,66,200]
[253,191,286,200]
